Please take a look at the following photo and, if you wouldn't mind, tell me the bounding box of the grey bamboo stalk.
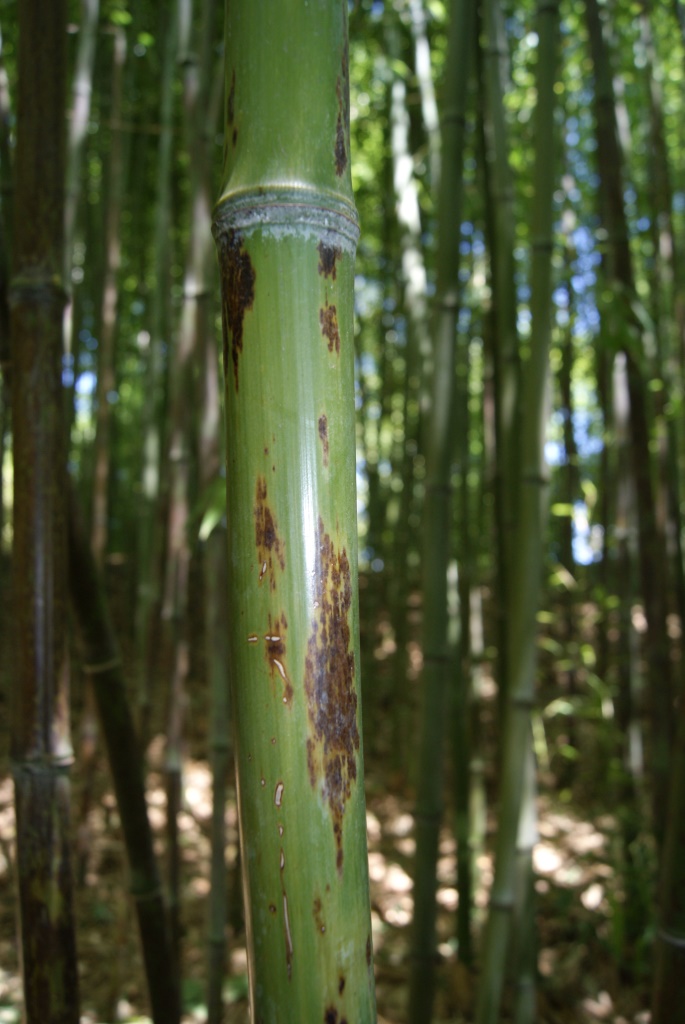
[64,0,99,280]
[135,5,177,746]
[407,0,473,1017]
[476,1,560,1020]
[161,0,219,981]
[0,24,11,578]
[212,3,376,1018]
[408,0,441,192]
[10,0,80,1018]
[90,24,126,565]
[585,0,673,847]
[205,523,231,1024]
[62,0,99,443]
[387,25,431,411]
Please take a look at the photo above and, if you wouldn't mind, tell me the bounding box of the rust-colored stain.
[254,476,285,590]
[317,241,341,280]
[334,113,346,176]
[319,302,340,355]
[318,415,329,467]
[264,613,293,705]
[305,518,360,874]
[218,228,255,391]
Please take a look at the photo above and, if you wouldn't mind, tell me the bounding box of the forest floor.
[0,568,657,1023]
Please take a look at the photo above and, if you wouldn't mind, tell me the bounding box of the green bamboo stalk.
[10,0,80,1019]
[408,0,473,1017]
[213,4,376,1019]
[480,0,520,712]
[475,2,560,1021]
[66,482,180,1024]
[652,657,685,1018]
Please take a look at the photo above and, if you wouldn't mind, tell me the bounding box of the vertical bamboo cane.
[408,0,473,1017]
[476,1,560,1020]
[213,3,376,1019]
[10,0,80,1019]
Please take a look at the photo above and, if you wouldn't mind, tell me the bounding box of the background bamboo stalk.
[476,1,560,1019]
[408,0,473,1017]
[10,1,80,1019]
[67,483,180,1024]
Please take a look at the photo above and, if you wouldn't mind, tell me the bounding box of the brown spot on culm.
[325,1010,338,1024]
[254,476,285,589]
[317,241,341,279]
[265,613,293,705]
[232,128,237,147]
[334,112,347,176]
[227,69,236,124]
[335,32,350,178]
[305,518,360,874]
[218,228,255,391]
[366,934,372,967]
[320,302,340,355]
[338,974,346,994]
[318,415,329,467]
[313,896,326,934]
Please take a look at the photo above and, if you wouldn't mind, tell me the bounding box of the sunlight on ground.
[0,756,653,1024]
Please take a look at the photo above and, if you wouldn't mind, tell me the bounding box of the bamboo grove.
[2,0,685,1021]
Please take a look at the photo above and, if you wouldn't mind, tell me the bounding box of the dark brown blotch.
[304,518,359,874]
[324,1010,338,1024]
[254,476,285,590]
[338,974,346,994]
[366,934,372,967]
[320,302,340,355]
[318,415,329,467]
[317,241,341,279]
[218,228,255,391]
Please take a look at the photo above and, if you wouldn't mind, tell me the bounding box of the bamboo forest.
[3,0,685,1021]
